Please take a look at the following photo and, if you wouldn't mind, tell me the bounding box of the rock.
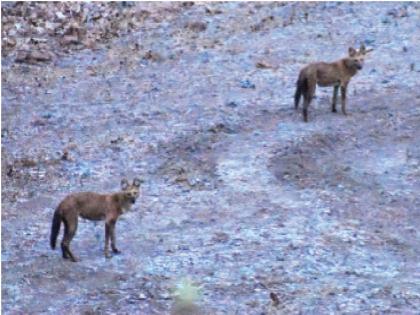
[15,49,52,63]
[15,50,28,63]
[6,165,14,177]
[240,79,256,89]
[143,50,163,62]
[226,101,238,108]
[178,245,190,251]
[7,28,17,37]
[181,2,195,7]
[41,112,53,119]
[64,21,85,38]
[185,21,207,32]
[110,136,124,145]
[19,158,38,168]
[199,51,210,63]
[3,37,17,48]
[61,150,70,161]
[30,50,53,62]
[205,6,223,15]
[1,128,9,138]
[45,21,61,34]
[138,293,147,300]
[381,17,391,24]
[364,37,375,46]
[86,66,97,76]
[119,1,136,8]
[251,15,275,32]
[270,292,280,307]
[55,11,66,20]
[30,37,48,44]
[171,303,201,315]
[255,60,277,70]
[211,232,230,243]
[82,37,97,50]
[60,35,80,46]
[387,7,408,18]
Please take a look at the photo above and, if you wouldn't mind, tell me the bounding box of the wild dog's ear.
[348,47,357,57]
[359,43,366,54]
[133,178,143,187]
[121,178,129,190]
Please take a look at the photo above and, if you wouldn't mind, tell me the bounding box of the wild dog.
[294,44,372,122]
[50,178,142,262]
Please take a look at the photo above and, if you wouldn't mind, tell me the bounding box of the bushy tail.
[50,210,61,249]
[294,76,308,109]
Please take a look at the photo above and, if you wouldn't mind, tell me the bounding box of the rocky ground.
[2,2,420,314]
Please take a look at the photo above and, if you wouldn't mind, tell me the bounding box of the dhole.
[50,178,142,262]
[294,44,372,122]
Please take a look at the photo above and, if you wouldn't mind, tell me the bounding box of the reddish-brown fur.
[295,44,372,122]
[50,178,142,262]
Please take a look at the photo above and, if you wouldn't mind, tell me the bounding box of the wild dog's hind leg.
[294,79,303,110]
[62,217,78,262]
[332,85,339,113]
[61,219,69,259]
[303,99,310,122]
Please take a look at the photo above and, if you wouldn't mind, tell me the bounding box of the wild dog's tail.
[294,75,308,109]
[50,209,62,249]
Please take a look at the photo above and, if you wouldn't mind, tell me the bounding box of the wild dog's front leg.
[340,85,347,115]
[332,86,339,113]
[104,222,112,258]
[110,220,121,254]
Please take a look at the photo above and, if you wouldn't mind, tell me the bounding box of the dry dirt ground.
[2,2,420,314]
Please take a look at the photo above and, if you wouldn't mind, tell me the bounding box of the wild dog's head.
[347,44,373,70]
[120,178,143,207]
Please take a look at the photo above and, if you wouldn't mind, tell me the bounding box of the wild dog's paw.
[105,252,112,259]
[112,248,122,254]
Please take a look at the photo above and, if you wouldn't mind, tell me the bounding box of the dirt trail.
[2,2,420,314]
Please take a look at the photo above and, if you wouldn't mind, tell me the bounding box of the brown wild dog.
[294,44,372,122]
[50,178,142,262]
